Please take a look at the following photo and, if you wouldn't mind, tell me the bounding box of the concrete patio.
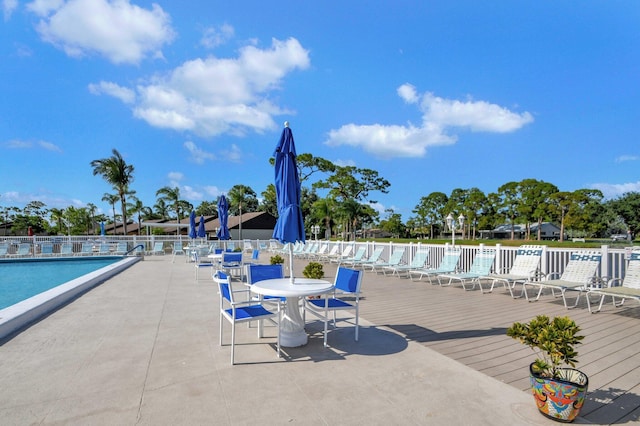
[1,253,637,424]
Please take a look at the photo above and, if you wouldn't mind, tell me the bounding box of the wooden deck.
[314,261,640,425]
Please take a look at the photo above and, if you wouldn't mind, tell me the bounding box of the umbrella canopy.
[100,222,105,236]
[216,195,230,240]
[197,215,206,238]
[272,122,305,282]
[189,210,197,240]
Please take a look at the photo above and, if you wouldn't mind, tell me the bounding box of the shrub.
[302,262,325,279]
[270,254,285,265]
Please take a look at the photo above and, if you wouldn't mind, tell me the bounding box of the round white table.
[250,278,334,347]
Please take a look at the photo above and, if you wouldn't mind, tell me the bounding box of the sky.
[1,0,639,222]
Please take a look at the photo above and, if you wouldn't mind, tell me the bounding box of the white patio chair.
[304,267,363,347]
[214,271,281,365]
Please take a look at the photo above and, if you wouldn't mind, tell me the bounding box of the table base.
[279,296,308,347]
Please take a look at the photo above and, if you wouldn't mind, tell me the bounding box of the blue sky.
[1,0,639,222]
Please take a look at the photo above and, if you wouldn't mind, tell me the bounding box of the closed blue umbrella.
[216,195,230,240]
[100,222,105,236]
[272,121,305,282]
[189,210,197,240]
[197,215,206,239]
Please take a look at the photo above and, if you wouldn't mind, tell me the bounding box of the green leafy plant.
[270,254,285,265]
[507,315,584,381]
[302,262,325,279]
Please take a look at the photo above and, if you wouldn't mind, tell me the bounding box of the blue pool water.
[0,257,121,310]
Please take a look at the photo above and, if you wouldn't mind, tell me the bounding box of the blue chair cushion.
[226,305,273,320]
[307,298,353,309]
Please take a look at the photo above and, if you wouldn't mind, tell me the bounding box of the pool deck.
[0,254,638,424]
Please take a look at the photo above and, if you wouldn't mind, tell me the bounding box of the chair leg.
[355,306,359,341]
[231,320,236,365]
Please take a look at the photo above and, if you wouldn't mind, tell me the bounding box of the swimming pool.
[0,256,141,341]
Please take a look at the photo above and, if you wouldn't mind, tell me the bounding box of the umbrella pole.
[289,243,294,283]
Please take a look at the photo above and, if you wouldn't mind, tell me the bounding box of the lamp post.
[445,212,465,246]
[311,225,320,240]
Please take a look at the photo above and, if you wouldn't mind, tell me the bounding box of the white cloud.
[200,24,234,49]
[3,139,62,152]
[333,158,356,167]
[93,37,310,137]
[181,185,202,201]
[202,185,223,198]
[29,0,175,64]
[220,143,243,162]
[615,155,639,163]
[1,190,84,208]
[167,171,183,186]
[589,181,640,199]
[184,140,215,164]
[326,85,533,158]
[88,81,135,104]
[3,0,18,20]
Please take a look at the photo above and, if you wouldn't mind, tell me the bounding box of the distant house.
[479,222,562,240]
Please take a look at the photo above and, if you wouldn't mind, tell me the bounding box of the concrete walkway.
[0,256,561,425]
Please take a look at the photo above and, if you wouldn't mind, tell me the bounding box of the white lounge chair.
[522,251,602,308]
[587,250,640,313]
[479,245,544,297]
[366,248,406,273]
[384,249,430,278]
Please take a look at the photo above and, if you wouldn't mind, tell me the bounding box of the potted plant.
[507,315,588,422]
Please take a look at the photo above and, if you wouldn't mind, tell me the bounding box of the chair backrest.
[40,242,53,254]
[0,243,8,255]
[213,271,233,303]
[351,247,366,260]
[409,250,430,268]
[509,245,544,276]
[326,245,340,256]
[153,242,164,251]
[438,249,461,272]
[60,242,73,254]
[247,264,284,284]
[117,242,129,252]
[81,242,93,253]
[468,250,496,275]
[367,247,384,262]
[99,243,110,253]
[335,267,363,294]
[623,251,640,290]
[252,249,260,260]
[340,245,353,258]
[223,252,243,265]
[560,251,601,282]
[387,248,406,265]
[17,243,31,255]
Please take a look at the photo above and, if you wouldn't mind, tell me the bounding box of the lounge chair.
[479,245,544,297]
[171,241,185,262]
[317,244,340,263]
[522,251,602,308]
[408,248,461,282]
[384,249,430,278]
[60,242,73,256]
[437,249,496,290]
[337,246,367,267]
[78,242,94,256]
[365,248,406,273]
[149,241,165,255]
[0,242,8,257]
[11,243,32,257]
[114,242,129,255]
[328,245,354,264]
[587,250,640,313]
[39,242,54,257]
[349,246,384,269]
[98,243,111,255]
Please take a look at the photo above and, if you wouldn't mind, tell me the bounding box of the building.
[479,222,562,240]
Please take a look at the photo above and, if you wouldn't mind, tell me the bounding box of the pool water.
[0,257,121,310]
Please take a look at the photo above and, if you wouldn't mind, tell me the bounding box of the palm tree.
[86,203,97,234]
[102,193,119,232]
[91,149,135,235]
[156,186,184,235]
[228,184,257,240]
[49,207,66,234]
[127,196,145,235]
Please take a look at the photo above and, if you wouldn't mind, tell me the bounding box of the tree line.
[1,148,639,241]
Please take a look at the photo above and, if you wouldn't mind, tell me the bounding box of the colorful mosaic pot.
[529,364,588,423]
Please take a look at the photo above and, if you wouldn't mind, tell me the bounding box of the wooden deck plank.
[309,261,640,425]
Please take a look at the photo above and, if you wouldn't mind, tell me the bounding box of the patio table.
[250,278,334,347]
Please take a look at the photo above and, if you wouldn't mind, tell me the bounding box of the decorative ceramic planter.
[529,363,588,423]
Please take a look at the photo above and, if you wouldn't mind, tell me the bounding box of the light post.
[311,225,320,240]
[445,212,465,246]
